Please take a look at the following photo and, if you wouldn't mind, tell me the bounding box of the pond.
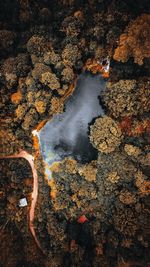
[38,72,106,173]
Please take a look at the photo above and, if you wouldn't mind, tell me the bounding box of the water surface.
[39,72,106,167]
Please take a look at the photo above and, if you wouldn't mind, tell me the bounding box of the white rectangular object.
[19,198,28,207]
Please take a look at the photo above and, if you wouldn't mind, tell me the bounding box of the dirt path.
[0,150,43,252]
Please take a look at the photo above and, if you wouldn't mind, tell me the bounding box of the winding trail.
[1,150,43,252]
